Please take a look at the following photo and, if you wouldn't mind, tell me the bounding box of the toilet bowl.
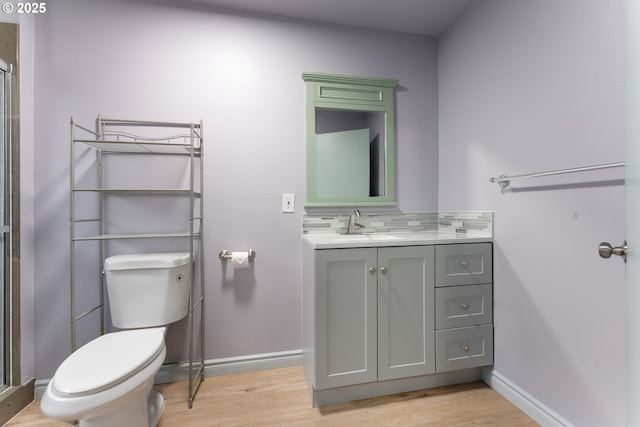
[41,328,167,427]
[41,252,192,427]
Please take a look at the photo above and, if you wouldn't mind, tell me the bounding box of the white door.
[626,1,640,424]
[315,128,371,198]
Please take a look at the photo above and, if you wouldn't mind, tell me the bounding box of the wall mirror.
[303,72,398,207]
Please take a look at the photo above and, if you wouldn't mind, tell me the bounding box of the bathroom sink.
[302,233,405,249]
[329,234,402,241]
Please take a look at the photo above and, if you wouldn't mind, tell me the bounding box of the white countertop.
[302,231,492,249]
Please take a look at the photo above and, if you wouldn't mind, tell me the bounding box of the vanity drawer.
[435,284,492,329]
[435,324,493,373]
[435,243,492,287]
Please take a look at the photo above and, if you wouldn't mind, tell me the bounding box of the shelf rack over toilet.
[69,115,205,408]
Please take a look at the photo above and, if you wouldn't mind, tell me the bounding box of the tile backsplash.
[302,211,493,237]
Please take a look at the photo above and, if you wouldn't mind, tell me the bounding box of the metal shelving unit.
[69,115,205,407]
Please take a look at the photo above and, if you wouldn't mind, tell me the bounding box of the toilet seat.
[51,328,165,398]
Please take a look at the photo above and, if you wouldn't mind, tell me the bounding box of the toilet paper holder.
[218,249,256,261]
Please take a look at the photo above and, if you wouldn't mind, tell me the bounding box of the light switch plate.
[282,193,295,213]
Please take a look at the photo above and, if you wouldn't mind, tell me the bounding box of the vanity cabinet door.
[377,246,435,381]
[435,243,492,287]
[315,248,378,390]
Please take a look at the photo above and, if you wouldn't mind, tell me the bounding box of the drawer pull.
[460,261,469,268]
[460,303,470,310]
[461,345,471,353]
[369,267,376,274]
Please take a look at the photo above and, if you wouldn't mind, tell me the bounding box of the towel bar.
[489,162,624,188]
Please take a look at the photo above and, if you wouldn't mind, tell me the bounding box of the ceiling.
[173,0,474,36]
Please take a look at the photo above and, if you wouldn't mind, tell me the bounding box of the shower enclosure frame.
[0,49,27,426]
[0,57,11,397]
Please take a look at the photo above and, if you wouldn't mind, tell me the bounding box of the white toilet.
[41,252,192,427]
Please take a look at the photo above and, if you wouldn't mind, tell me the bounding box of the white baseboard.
[482,368,573,427]
[155,349,302,384]
[35,349,302,400]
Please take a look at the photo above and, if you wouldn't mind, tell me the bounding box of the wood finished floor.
[5,366,538,426]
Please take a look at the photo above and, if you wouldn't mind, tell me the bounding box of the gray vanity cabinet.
[434,243,494,373]
[303,238,494,405]
[310,245,435,390]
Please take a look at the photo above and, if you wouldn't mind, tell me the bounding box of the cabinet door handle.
[369,267,376,274]
[380,267,388,274]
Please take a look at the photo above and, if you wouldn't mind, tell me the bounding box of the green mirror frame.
[303,72,399,207]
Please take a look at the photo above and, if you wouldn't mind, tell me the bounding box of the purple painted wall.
[438,0,625,425]
[30,0,439,378]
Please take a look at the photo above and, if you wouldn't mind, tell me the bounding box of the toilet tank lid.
[104,252,191,271]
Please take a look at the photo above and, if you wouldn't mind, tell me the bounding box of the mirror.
[315,109,384,198]
[303,72,398,207]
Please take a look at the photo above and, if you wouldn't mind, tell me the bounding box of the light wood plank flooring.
[5,366,538,426]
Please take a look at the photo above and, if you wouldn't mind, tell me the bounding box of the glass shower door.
[0,58,9,393]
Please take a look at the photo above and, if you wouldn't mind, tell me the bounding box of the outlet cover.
[282,193,295,213]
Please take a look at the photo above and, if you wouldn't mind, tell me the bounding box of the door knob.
[598,241,627,263]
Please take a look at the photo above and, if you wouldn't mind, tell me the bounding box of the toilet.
[41,252,192,427]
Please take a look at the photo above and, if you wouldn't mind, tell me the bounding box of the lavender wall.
[438,0,625,425]
[31,0,439,378]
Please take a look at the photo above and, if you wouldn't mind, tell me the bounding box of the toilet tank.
[104,252,192,329]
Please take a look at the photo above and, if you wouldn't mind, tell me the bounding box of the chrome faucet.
[346,209,364,234]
